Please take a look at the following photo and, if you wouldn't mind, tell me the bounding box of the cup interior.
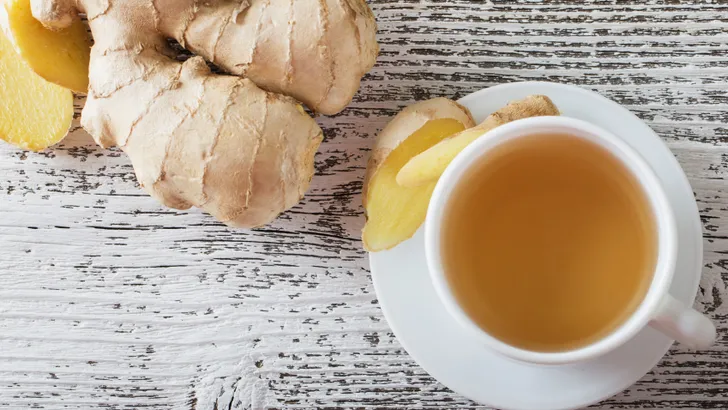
[425,116,678,365]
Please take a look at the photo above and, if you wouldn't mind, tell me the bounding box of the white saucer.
[369,82,704,410]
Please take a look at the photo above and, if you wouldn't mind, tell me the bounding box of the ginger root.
[362,98,475,252]
[0,28,72,151]
[23,0,378,228]
[397,95,560,188]
[0,0,90,93]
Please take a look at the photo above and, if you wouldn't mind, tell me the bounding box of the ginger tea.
[441,134,657,352]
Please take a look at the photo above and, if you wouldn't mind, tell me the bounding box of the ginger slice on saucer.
[397,95,560,188]
[363,98,475,251]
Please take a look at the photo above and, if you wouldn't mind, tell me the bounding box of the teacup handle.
[650,294,716,349]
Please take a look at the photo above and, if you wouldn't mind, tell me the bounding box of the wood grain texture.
[1,0,727,409]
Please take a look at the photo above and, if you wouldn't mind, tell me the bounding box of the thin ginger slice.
[396,126,489,188]
[1,0,91,93]
[363,119,468,251]
[397,95,560,188]
[362,97,475,252]
[0,29,73,151]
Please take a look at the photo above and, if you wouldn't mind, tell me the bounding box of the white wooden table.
[1,1,727,409]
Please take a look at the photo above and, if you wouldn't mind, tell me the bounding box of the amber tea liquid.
[441,134,657,352]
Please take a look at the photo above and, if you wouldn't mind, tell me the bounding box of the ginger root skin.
[396,95,560,188]
[33,0,378,116]
[85,54,323,228]
[26,0,378,228]
[0,28,73,151]
[362,98,475,252]
[0,0,90,93]
[169,0,380,116]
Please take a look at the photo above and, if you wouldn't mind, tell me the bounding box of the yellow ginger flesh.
[396,126,487,188]
[363,119,468,251]
[2,0,90,93]
[0,29,73,151]
[397,95,560,188]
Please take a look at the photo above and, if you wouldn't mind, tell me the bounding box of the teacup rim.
[424,116,678,365]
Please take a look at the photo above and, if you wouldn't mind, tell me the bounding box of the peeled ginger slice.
[397,95,560,188]
[396,126,489,188]
[0,29,73,151]
[362,98,475,251]
[363,119,468,251]
[1,0,91,93]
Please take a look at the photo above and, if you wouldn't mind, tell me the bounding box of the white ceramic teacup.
[425,116,716,366]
